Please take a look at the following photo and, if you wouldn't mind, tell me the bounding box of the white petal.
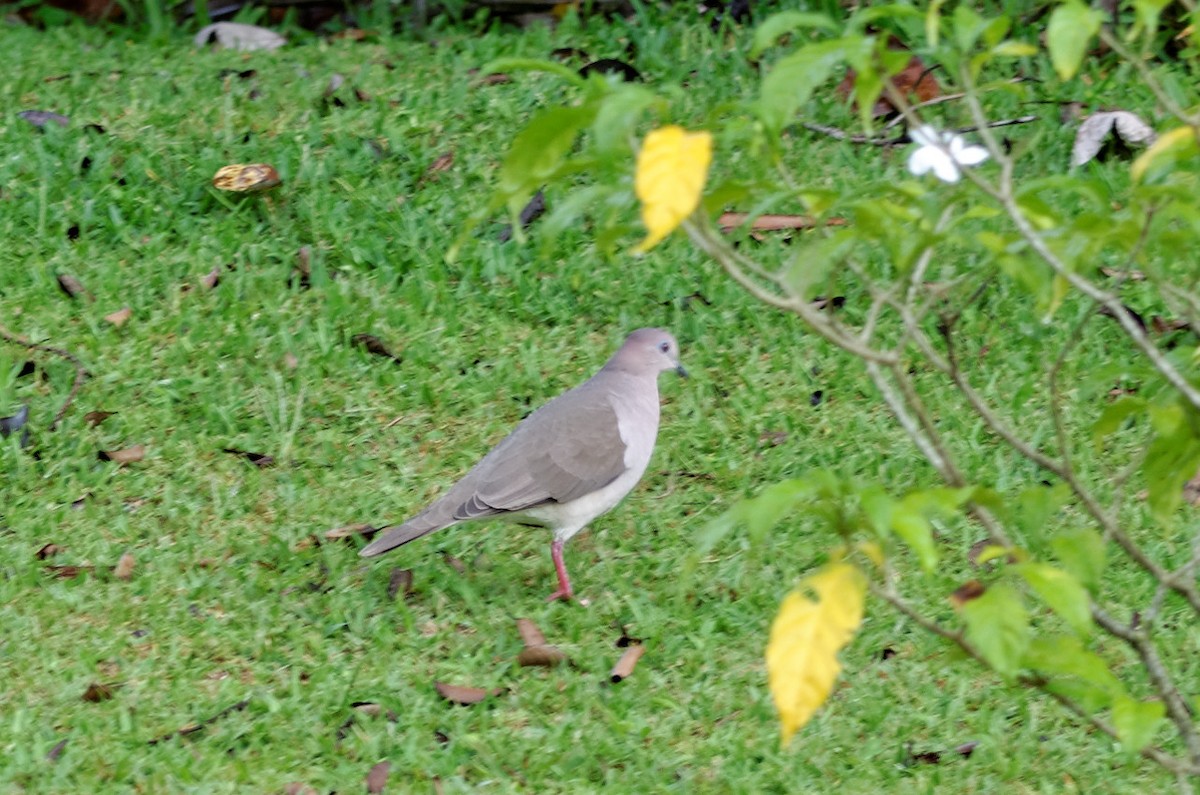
[955,144,990,166]
[907,146,940,176]
[929,155,962,183]
[910,126,940,147]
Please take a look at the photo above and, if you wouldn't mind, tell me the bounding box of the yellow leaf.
[634,125,712,252]
[1131,126,1199,182]
[766,562,866,745]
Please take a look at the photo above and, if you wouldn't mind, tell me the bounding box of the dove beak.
[675,364,689,378]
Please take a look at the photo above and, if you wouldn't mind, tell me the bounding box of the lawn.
[0,9,1186,793]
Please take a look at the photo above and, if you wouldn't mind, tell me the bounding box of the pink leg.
[545,539,574,602]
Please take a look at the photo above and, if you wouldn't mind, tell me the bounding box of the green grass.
[0,13,1190,794]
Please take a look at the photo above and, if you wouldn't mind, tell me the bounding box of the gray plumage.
[360,328,686,601]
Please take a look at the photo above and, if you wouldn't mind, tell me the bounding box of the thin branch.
[870,580,1200,778]
[1091,604,1200,767]
[683,218,898,365]
[0,324,89,430]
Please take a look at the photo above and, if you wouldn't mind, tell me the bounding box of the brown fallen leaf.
[949,580,986,608]
[324,523,378,541]
[84,410,115,426]
[498,189,547,242]
[441,552,466,574]
[351,333,401,362]
[221,448,275,468]
[283,352,300,370]
[45,565,94,579]
[1184,467,1200,506]
[147,698,251,745]
[282,784,318,795]
[387,568,414,601]
[200,266,221,289]
[434,682,503,706]
[610,644,645,683]
[36,542,63,560]
[57,274,90,300]
[82,682,115,702]
[45,738,68,762]
[98,444,145,464]
[518,645,570,668]
[810,295,846,311]
[212,163,281,193]
[516,617,548,647]
[718,212,833,232]
[114,551,136,581]
[366,761,391,793]
[1151,316,1192,334]
[103,307,132,327]
[420,151,454,185]
[20,109,70,129]
[837,55,942,117]
[474,72,511,86]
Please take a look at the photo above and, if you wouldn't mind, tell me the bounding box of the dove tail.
[358,520,448,557]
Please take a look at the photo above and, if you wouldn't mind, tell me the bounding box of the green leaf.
[992,40,1037,57]
[592,85,658,154]
[1014,563,1092,636]
[890,507,937,572]
[499,105,596,214]
[481,57,588,89]
[1144,436,1200,521]
[960,583,1030,678]
[1046,0,1104,81]
[1111,695,1165,753]
[1021,634,1123,695]
[1092,397,1147,451]
[750,11,837,60]
[1050,528,1107,592]
[537,184,611,242]
[782,228,855,299]
[1130,0,1172,37]
[952,4,988,51]
[1011,483,1071,539]
[758,38,866,133]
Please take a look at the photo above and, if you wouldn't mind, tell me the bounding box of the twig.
[0,324,89,430]
[871,580,1199,778]
[1091,604,1200,767]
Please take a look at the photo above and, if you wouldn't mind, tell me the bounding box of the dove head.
[607,328,687,379]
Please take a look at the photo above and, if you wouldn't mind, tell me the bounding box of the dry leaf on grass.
[949,580,986,608]
[103,307,132,327]
[718,212,848,232]
[98,445,145,464]
[434,682,504,705]
[147,698,251,745]
[45,738,68,762]
[45,564,94,579]
[515,617,569,667]
[57,274,90,300]
[114,552,135,580]
[610,644,646,683]
[200,266,222,289]
[84,410,115,426]
[212,164,281,193]
[282,784,318,795]
[221,448,275,468]
[351,333,401,362]
[36,543,63,560]
[324,523,378,541]
[20,110,70,129]
[387,568,414,601]
[82,682,115,702]
[366,761,391,793]
[194,22,286,51]
[1071,111,1156,167]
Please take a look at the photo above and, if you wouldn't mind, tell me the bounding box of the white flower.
[907,125,990,183]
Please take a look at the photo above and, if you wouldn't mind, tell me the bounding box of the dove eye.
[659,342,670,353]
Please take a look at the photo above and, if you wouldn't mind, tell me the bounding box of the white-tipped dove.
[360,328,686,602]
